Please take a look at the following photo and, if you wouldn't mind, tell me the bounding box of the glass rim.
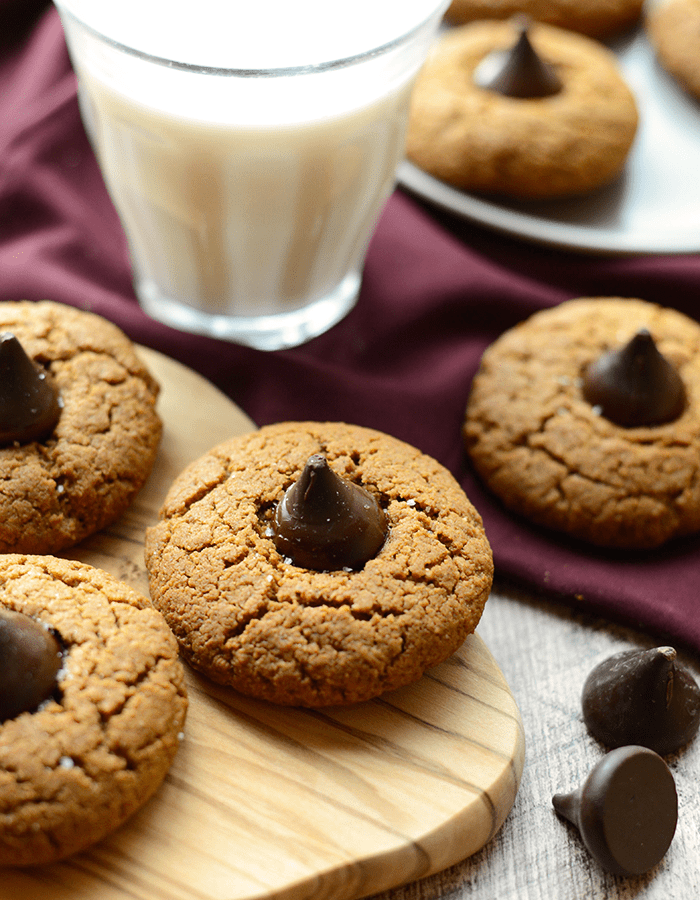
[56,3,446,78]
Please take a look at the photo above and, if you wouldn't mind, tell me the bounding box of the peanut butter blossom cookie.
[0,555,187,866]
[145,421,493,707]
[646,0,700,100]
[464,298,700,549]
[0,300,162,554]
[406,19,638,199]
[445,0,645,39]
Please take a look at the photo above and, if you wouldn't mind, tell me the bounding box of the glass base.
[136,273,360,351]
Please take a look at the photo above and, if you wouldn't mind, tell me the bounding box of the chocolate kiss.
[0,332,61,445]
[0,608,63,722]
[582,329,686,427]
[272,454,388,571]
[582,646,700,756]
[553,746,678,876]
[473,18,562,99]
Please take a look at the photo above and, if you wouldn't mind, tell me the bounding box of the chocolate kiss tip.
[552,790,580,826]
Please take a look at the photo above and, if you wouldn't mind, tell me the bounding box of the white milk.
[56,0,448,347]
[76,71,413,319]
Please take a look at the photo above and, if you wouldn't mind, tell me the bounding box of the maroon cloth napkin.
[2,4,699,654]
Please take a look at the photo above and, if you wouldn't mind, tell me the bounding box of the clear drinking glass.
[54,0,449,350]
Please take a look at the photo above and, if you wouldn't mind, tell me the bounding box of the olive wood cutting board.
[4,348,525,900]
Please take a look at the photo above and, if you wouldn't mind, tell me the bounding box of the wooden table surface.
[369,578,700,900]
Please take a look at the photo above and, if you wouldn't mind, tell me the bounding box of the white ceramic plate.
[398,19,700,254]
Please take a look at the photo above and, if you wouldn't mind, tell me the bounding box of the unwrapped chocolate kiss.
[0,608,63,722]
[582,328,685,427]
[272,454,388,571]
[553,745,678,876]
[0,332,61,445]
[473,16,562,98]
[582,646,700,755]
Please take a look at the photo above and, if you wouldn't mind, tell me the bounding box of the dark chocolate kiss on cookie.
[0,608,63,722]
[553,745,678,876]
[272,454,388,571]
[0,332,61,445]
[582,646,700,756]
[473,16,562,98]
[582,329,686,427]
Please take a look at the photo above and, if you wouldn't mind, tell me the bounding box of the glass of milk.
[53,0,449,350]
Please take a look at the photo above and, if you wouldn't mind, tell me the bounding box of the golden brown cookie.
[145,421,493,707]
[0,555,187,866]
[0,300,161,554]
[463,298,700,549]
[646,0,700,100]
[406,20,639,199]
[445,0,645,39]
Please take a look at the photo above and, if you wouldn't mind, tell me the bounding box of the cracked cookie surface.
[145,421,493,707]
[406,20,638,199]
[464,298,700,549]
[0,300,162,554]
[0,554,187,866]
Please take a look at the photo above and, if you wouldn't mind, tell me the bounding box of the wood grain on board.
[4,348,525,900]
